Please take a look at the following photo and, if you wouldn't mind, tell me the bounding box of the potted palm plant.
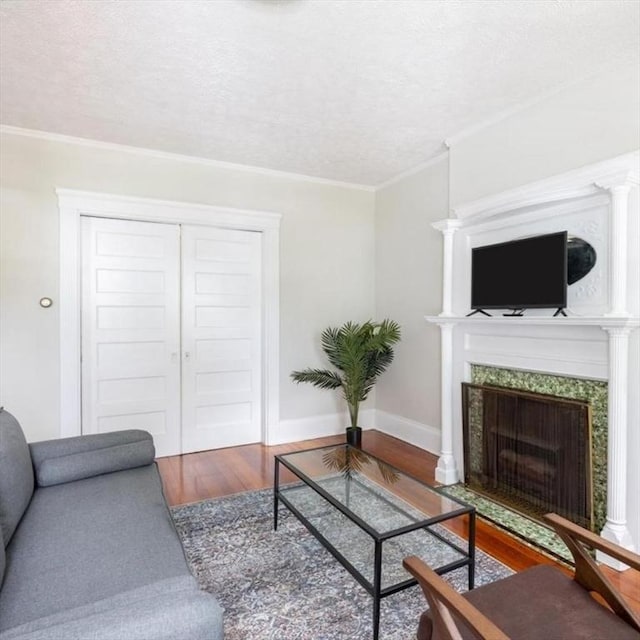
[291,319,401,447]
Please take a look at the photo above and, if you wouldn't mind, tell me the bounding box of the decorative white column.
[596,172,639,317]
[594,170,639,568]
[435,321,459,485]
[599,325,636,569]
[608,185,630,316]
[431,219,463,484]
[432,219,462,317]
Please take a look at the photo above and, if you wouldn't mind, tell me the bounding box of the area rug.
[171,488,513,640]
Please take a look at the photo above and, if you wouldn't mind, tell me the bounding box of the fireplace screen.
[462,383,594,530]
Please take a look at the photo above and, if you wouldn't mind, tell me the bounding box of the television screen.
[471,231,568,310]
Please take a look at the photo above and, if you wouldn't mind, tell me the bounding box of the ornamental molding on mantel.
[449,150,639,223]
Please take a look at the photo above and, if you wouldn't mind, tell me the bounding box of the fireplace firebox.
[462,383,594,530]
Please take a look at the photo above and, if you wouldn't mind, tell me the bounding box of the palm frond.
[290,368,343,390]
[321,327,343,369]
[364,347,395,383]
[369,319,401,352]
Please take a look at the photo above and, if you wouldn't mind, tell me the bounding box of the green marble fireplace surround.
[443,365,608,561]
[469,365,608,534]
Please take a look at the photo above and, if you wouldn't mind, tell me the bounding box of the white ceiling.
[1,0,638,186]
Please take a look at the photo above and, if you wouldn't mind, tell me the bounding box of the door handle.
[184,351,191,361]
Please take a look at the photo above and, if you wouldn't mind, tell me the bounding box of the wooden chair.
[403,513,640,640]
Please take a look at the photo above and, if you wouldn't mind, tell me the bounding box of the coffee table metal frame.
[273,444,476,640]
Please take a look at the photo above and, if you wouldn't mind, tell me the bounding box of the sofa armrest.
[29,430,155,487]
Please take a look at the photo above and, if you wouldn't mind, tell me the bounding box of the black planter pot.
[346,426,362,448]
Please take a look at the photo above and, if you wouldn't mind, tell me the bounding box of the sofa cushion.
[0,576,223,640]
[29,430,155,487]
[0,464,191,631]
[0,409,34,547]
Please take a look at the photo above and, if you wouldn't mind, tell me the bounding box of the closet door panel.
[181,226,262,452]
[81,217,181,457]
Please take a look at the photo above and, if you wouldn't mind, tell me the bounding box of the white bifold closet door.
[81,217,182,457]
[81,217,262,457]
[180,225,262,453]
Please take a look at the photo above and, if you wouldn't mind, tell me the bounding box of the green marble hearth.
[441,484,572,563]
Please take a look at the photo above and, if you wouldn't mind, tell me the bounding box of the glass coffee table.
[273,444,475,640]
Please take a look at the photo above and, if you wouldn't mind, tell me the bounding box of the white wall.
[0,131,375,442]
[449,67,640,207]
[374,157,449,452]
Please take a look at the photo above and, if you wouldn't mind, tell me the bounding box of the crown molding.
[444,83,568,149]
[375,150,449,190]
[443,59,634,149]
[0,124,376,193]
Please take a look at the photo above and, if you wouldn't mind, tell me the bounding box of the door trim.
[58,189,281,446]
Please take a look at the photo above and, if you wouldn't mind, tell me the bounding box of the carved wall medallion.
[567,236,597,285]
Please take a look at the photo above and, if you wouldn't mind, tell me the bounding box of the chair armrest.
[544,513,640,632]
[403,556,510,640]
[544,513,640,571]
[29,430,155,487]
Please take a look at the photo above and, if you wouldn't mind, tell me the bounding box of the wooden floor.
[157,429,640,613]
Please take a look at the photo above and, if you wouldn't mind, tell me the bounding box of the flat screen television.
[471,231,568,311]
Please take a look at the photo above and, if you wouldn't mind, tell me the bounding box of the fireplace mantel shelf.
[425,315,640,329]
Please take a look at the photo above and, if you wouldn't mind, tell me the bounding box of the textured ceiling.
[1,0,638,186]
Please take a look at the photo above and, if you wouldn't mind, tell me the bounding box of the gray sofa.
[0,408,223,639]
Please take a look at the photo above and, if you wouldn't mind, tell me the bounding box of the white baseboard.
[267,409,375,446]
[372,410,441,455]
[268,408,440,455]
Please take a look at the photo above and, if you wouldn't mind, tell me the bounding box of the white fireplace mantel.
[425,315,640,329]
[429,151,640,570]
